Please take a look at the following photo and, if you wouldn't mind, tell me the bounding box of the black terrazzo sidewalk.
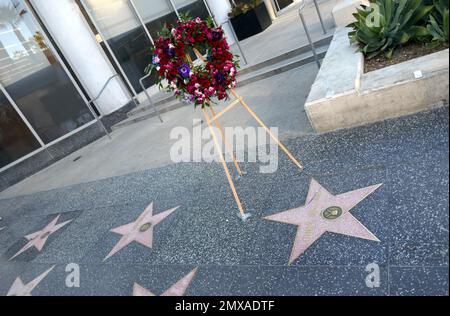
[0,106,448,296]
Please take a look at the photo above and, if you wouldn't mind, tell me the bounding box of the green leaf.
[399,32,410,44]
[348,0,445,60]
[385,48,394,59]
[410,26,430,38]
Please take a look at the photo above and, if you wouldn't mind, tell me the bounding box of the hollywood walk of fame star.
[133,268,198,296]
[264,178,383,264]
[7,266,55,296]
[10,215,73,260]
[104,202,180,261]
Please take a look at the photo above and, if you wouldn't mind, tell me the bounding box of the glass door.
[81,0,154,94]
[273,0,294,12]
[133,0,211,62]
[132,0,179,41]
[0,0,94,145]
[0,88,40,169]
[79,1,214,96]
[173,0,210,19]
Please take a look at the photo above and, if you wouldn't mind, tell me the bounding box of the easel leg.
[231,90,304,171]
[203,108,246,217]
[209,106,243,177]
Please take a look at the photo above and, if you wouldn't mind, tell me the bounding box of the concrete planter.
[305,27,450,133]
[332,0,369,27]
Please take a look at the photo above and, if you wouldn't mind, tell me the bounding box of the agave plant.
[348,0,434,59]
[426,0,449,46]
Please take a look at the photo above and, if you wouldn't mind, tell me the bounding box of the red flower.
[150,18,239,108]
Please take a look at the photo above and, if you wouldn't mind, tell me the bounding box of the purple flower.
[212,30,223,41]
[178,63,191,78]
[183,94,196,104]
[165,47,175,57]
[215,72,225,82]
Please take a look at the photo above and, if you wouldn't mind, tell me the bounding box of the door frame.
[78,0,214,98]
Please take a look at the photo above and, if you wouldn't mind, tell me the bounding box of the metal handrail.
[299,0,327,34]
[139,74,164,123]
[298,0,307,11]
[313,0,327,34]
[299,0,322,68]
[90,75,120,104]
[87,74,121,140]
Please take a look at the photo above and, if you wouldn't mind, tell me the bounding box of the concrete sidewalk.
[236,0,337,65]
[0,63,318,199]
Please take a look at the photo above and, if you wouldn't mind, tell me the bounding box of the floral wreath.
[148,16,239,108]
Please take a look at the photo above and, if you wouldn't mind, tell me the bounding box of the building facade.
[0,0,284,190]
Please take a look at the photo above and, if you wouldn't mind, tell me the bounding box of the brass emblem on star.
[322,206,343,220]
[139,223,152,232]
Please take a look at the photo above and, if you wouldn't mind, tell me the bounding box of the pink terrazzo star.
[133,268,198,296]
[7,266,55,296]
[104,202,180,261]
[10,215,72,260]
[265,178,383,264]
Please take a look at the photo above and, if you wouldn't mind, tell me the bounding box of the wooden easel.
[188,49,304,220]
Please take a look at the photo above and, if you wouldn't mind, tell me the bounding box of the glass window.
[0,0,94,144]
[275,0,294,11]
[173,0,209,19]
[83,0,154,93]
[132,0,179,41]
[0,90,41,168]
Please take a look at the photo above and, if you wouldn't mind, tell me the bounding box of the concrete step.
[112,39,331,132]
[113,50,328,132]
[238,34,332,76]
[129,93,176,117]
[112,98,184,131]
[237,45,328,87]
[127,36,333,118]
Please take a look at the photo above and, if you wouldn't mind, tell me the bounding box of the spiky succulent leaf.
[348,0,437,59]
[426,0,449,46]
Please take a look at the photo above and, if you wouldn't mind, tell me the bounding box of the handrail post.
[88,100,112,140]
[313,0,327,34]
[87,74,128,140]
[299,1,321,69]
[140,74,163,123]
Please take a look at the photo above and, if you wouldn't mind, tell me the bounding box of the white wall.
[31,0,131,115]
